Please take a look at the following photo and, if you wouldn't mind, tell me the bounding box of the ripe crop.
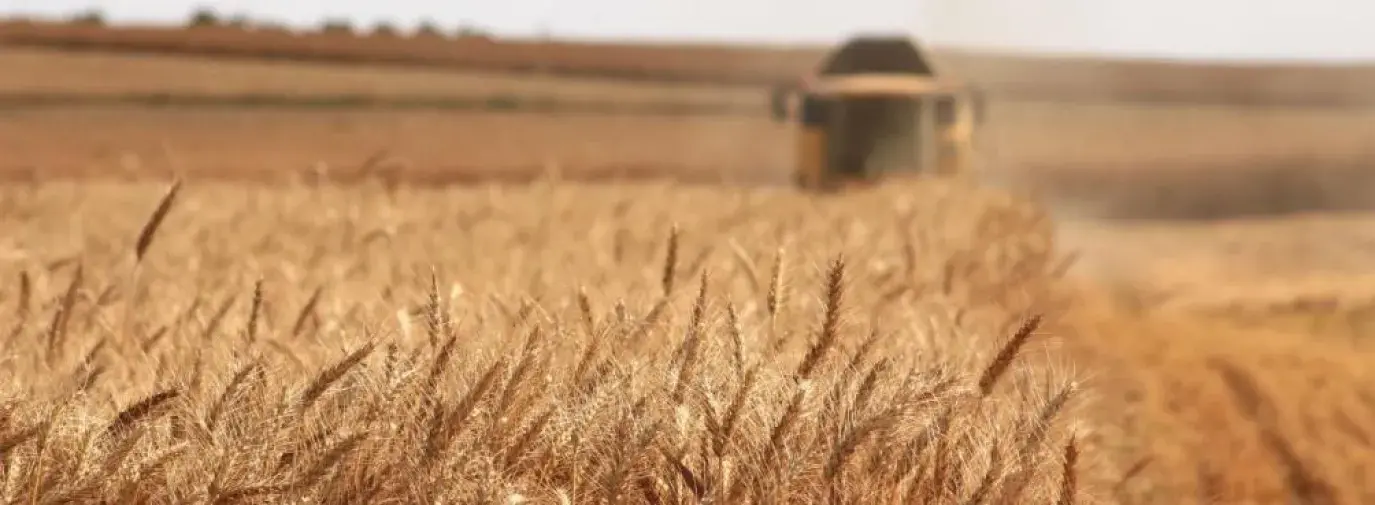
[0,178,1085,504]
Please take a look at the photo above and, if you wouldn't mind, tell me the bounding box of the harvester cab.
[770,35,986,191]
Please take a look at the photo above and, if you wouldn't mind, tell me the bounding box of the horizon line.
[5,12,1375,67]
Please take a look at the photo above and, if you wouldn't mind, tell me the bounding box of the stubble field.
[0,108,788,184]
[6,45,1375,214]
[9,21,1375,105]
[7,99,1375,215]
[0,46,761,107]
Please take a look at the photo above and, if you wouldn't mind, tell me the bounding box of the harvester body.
[771,36,985,190]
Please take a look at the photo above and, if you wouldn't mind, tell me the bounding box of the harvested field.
[967,100,1375,219]
[1057,213,1375,342]
[0,109,791,184]
[1006,156,1375,220]
[984,100,1375,167]
[1059,297,1375,504]
[7,97,1375,220]
[7,27,1375,221]
[8,21,1375,105]
[1060,213,1375,292]
[0,22,818,86]
[0,46,761,108]
[0,177,1370,504]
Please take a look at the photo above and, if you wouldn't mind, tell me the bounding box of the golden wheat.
[0,177,1090,504]
[16,172,1369,504]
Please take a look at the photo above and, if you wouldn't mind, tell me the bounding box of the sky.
[1,0,1374,62]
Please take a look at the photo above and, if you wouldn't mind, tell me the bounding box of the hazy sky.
[2,0,1373,62]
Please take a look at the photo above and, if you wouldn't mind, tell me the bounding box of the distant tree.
[320,18,354,35]
[415,19,445,38]
[70,9,105,26]
[371,21,399,37]
[187,7,220,28]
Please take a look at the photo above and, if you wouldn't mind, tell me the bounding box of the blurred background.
[3,0,1375,299]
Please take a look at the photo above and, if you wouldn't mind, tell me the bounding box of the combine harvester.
[770,35,989,191]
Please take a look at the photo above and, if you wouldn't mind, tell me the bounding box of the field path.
[1028,210,1375,503]
[1056,294,1375,504]
[1055,213,1375,314]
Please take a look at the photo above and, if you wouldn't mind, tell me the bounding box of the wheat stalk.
[106,388,180,437]
[978,314,1042,396]
[296,341,376,413]
[134,179,182,263]
[797,255,846,379]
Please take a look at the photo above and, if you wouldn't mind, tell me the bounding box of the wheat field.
[2,175,1372,504]
[6,21,1375,504]
[0,177,1094,504]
